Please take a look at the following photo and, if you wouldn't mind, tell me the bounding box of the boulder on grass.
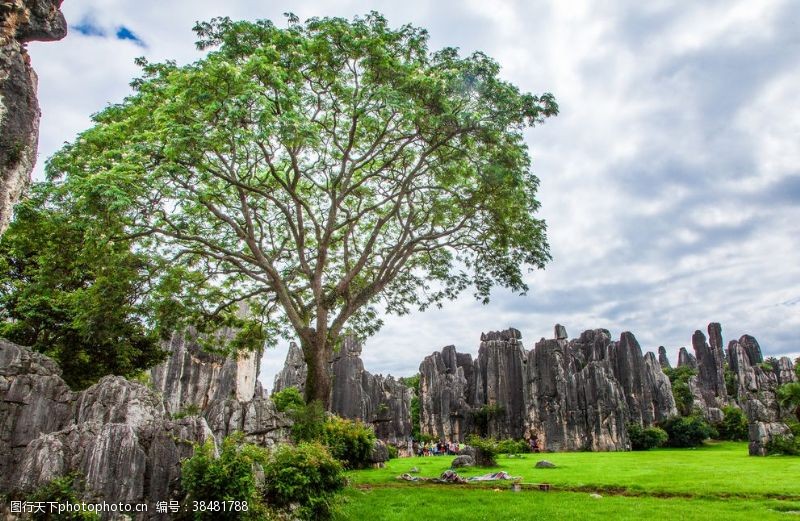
[451,455,475,468]
[535,460,556,468]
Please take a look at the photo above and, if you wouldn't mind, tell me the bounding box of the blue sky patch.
[71,17,146,47]
[72,19,106,37]
[116,26,146,47]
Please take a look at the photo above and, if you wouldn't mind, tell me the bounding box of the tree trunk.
[301,336,332,409]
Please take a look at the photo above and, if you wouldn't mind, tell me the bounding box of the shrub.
[262,442,346,520]
[399,375,421,440]
[466,435,500,466]
[715,406,748,441]
[320,415,376,469]
[627,423,668,450]
[765,434,800,456]
[272,386,304,413]
[724,366,737,398]
[290,400,327,443]
[660,415,717,448]
[24,474,99,520]
[387,444,399,459]
[664,366,697,417]
[496,438,529,455]
[181,434,269,520]
[172,403,201,420]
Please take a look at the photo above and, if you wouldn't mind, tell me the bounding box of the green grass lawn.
[335,442,800,520]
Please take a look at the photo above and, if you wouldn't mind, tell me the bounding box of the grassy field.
[335,442,800,520]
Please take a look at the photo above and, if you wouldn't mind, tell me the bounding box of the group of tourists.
[415,440,465,456]
[405,432,542,456]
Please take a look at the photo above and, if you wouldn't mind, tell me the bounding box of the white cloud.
[22,0,800,390]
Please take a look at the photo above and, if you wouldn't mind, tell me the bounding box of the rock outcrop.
[272,342,307,393]
[474,328,527,438]
[150,329,290,448]
[0,340,215,515]
[689,324,728,422]
[274,336,413,443]
[0,0,67,234]
[658,346,671,369]
[419,345,474,441]
[525,332,630,451]
[726,335,797,455]
[150,329,262,415]
[419,327,677,451]
[677,347,697,369]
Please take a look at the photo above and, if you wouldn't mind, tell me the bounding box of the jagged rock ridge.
[419,326,677,451]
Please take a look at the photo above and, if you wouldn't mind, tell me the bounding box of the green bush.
[399,375,421,440]
[466,435,500,466]
[290,400,327,443]
[387,444,399,459]
[181,434,269,520]
[724,366,737,397]
[288,400,376,469]
[660,415,717,448]
[263,442,346,520]
[627,423,668,450]
[172,403,201,420]
[765,434,800,456]
[272,386,305,413]
[321,415,376,469]
[715,406,748,441]
[496,438,529,455]
[664,366,697,417]
[23,474,99,520]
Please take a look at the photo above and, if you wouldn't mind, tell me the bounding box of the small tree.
[715,406,748,441]
[47,13,557,406]
[0,185,168,389]
[777,382,800,423]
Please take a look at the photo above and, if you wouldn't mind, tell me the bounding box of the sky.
[26,0,800,390]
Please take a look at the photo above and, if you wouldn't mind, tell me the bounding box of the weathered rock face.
[150,330,262,415]
[677,347,697,369]
[687,324,728,422]
[419,345,473,441]
[473,329,527,438]
[272,342,307,393]
[658,346,671,369]
[0,339,74,487]
[0,340,217,513]
[0,0,67,234]
[204,396,291,449]
[149,329,291,449]
[726,335,797,455]
[274,336,413,443]
[420,327,676,451]
[525,334,630,451]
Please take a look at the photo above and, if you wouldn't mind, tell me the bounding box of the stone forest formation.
[2,318,794,514]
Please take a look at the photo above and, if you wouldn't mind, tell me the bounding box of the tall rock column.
[473,329,527,439]
[418,346,473,441]
[0,0,66,234]
[690,324,728,422]
[728,336,797,455]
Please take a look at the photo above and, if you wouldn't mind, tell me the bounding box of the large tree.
[47,13,557,406]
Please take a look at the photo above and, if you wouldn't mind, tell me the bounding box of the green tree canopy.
[45,13,557,405]
[777,382,800,423]
[0,184,168,389]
